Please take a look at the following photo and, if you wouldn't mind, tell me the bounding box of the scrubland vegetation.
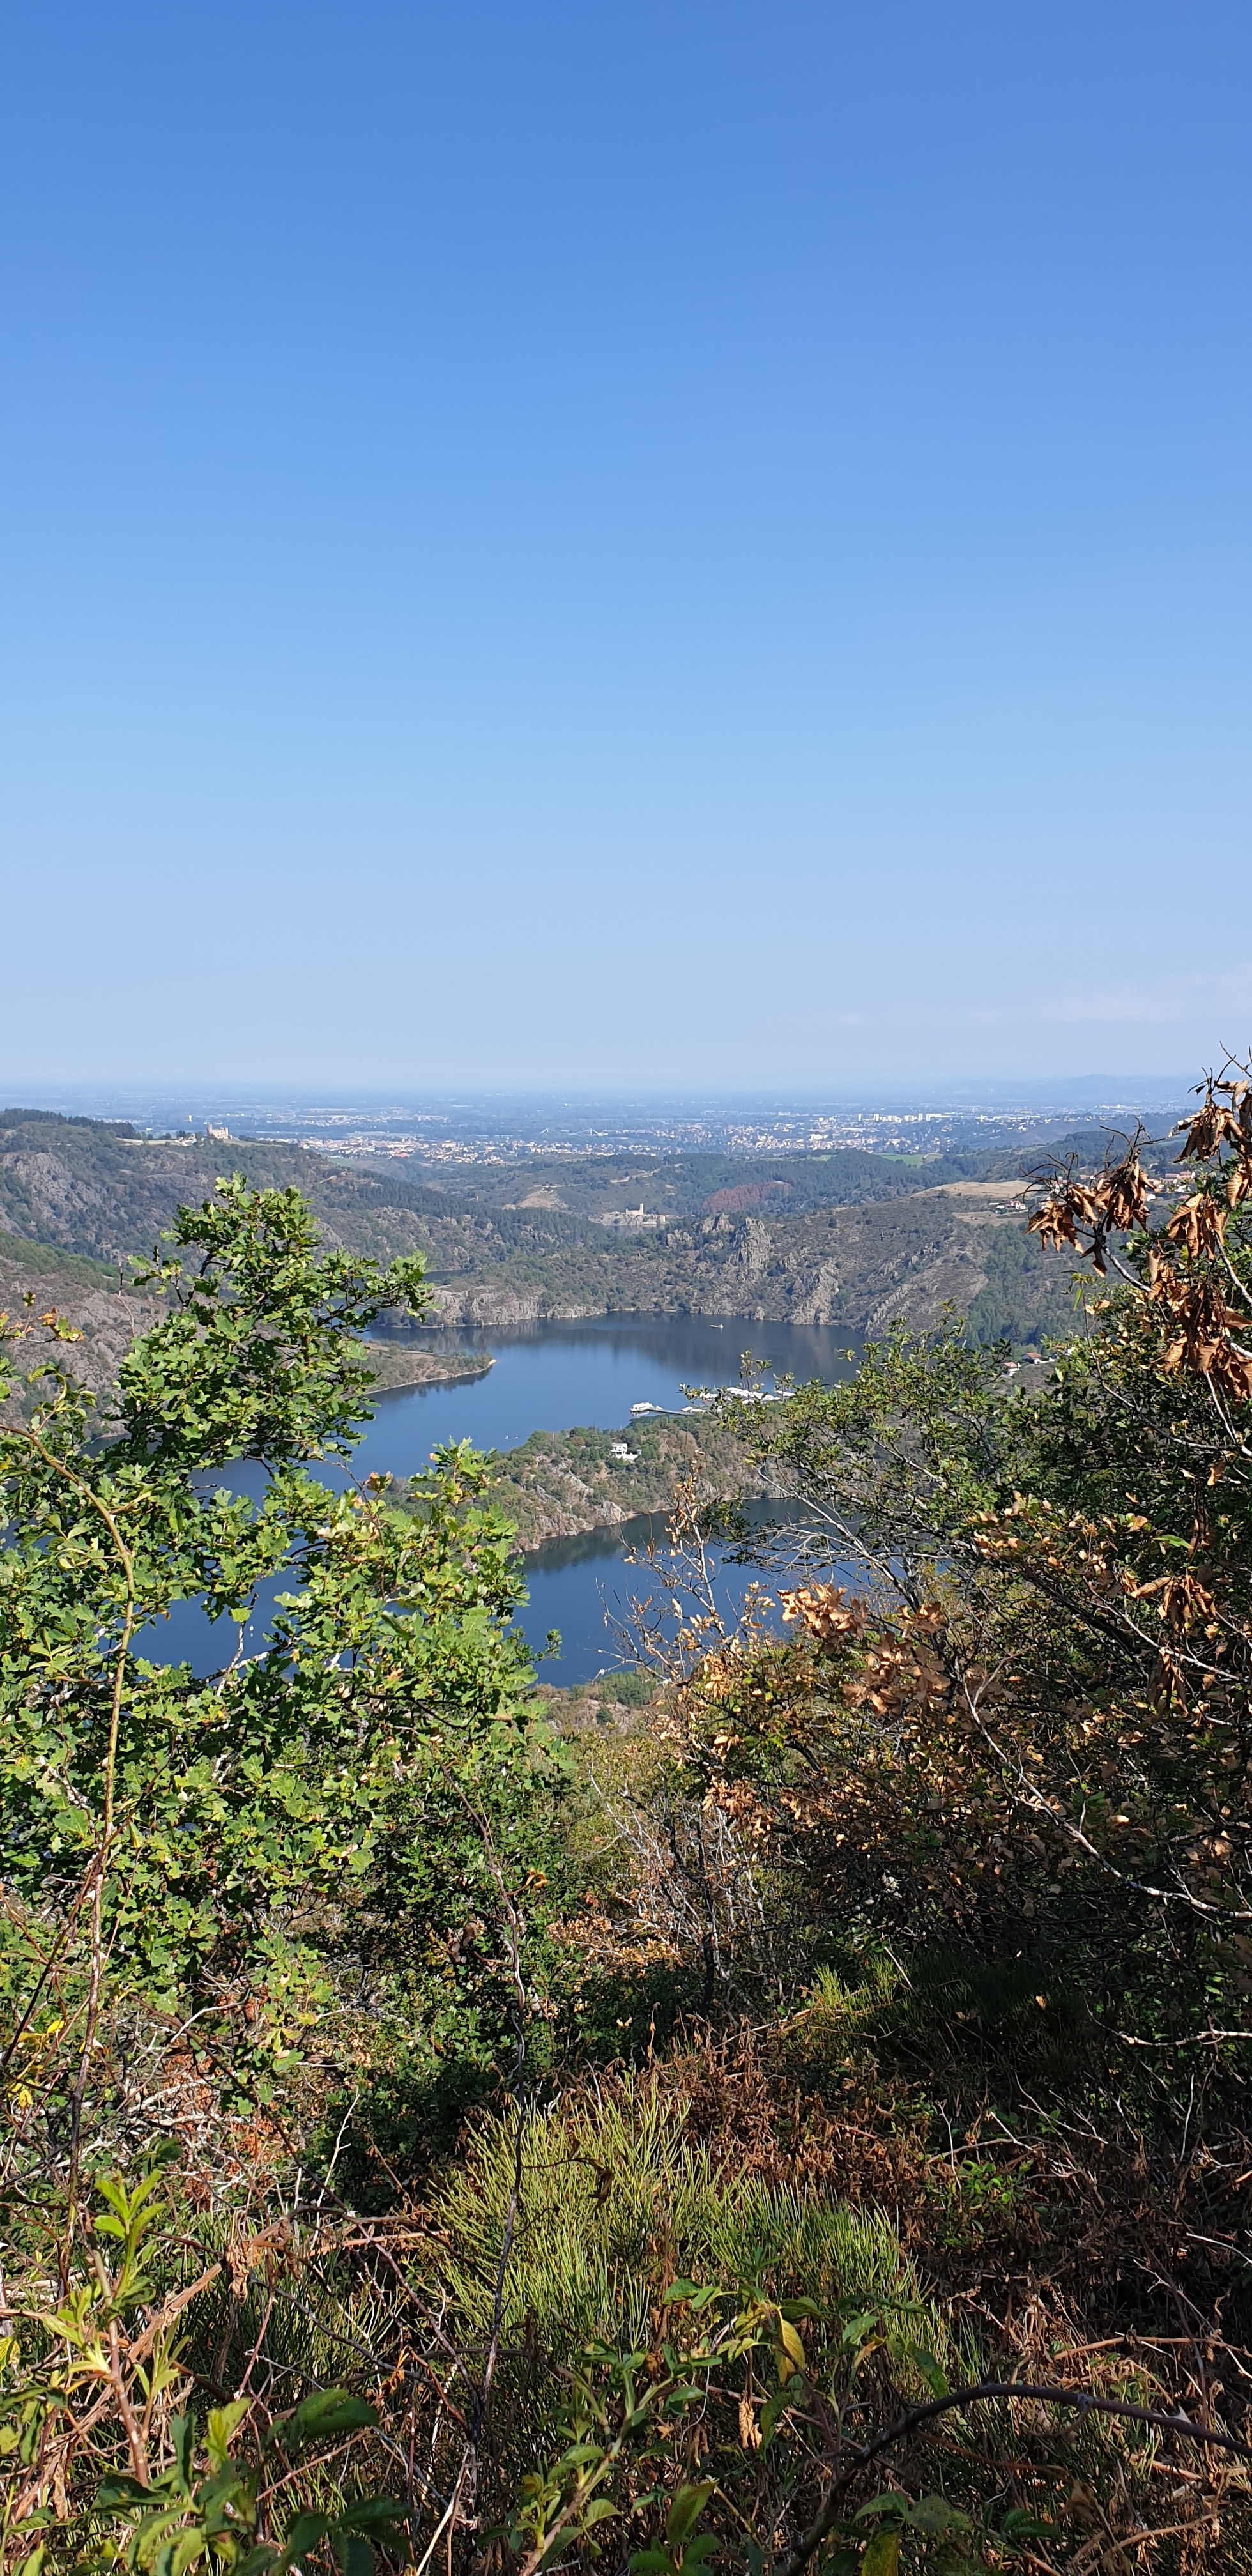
[4,1068,1252,2571]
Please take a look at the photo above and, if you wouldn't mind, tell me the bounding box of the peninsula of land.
[360,1341,492,1393]
[396,1407,773,1551]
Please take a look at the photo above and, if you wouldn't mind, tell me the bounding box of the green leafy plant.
[86,2389,405,2576]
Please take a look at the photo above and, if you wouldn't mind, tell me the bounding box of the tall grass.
[434,2074,945,2355]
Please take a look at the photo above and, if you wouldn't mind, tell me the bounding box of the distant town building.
[595,1204,666,1230]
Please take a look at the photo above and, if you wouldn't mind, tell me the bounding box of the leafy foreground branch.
[509,2293,1252,2576]
[6,1119,1252,2571]
[11,2130,1249,2576]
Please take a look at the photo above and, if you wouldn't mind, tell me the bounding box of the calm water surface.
[142,1315,859,1683]
[358,1313,859,1468]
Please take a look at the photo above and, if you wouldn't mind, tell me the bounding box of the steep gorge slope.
[0,1114,1074,1379]
[0,1110,444,1264]
[421,1186,1073,1344]
[0,1230,164,1422]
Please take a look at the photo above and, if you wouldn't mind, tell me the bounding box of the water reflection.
[520,1500,818,1683]
[353,1311,860,1469]
[135,1317,859,1685]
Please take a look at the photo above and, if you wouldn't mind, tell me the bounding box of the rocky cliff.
[422,1188,1065,1341]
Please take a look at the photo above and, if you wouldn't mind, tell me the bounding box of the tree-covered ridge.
[0,1114,970,1266]
[410,1409,774,1550]
[420,1188,1076,1348]
[5,1082,1252,2572]
[0,1110,450,1266]
[0,1112,1080,1347]
[423,1143,1031,1220]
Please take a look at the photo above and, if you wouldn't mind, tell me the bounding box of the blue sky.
[1,2,1248,1092]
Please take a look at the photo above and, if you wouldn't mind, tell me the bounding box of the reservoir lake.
[144,1315,860,1683]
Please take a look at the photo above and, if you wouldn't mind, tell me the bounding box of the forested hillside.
[416,1409,775,1548]
[0,1111,1076,1362]
[420,1184,1075,1344]
[5,1068,1252,2569]
[0,1108,445,1264]
[397,1142,1026,1219]
[3,1114,1009,1262]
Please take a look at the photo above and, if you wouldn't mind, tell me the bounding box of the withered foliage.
[1030,1063,1252,1403]
[525,1059,1252,2559]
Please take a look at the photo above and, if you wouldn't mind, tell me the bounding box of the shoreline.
[475,1411,781,1551]
[363,1345,496,1393]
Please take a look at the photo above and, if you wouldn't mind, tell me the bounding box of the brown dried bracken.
[1153,1275,1252,1400]
[1129,1568,1219,1633]
[1177,1075,1252,1163]
[1166,1192,1229,1258]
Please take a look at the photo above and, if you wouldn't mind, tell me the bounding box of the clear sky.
[1,2,1248,1093]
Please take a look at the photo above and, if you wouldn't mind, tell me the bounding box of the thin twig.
[773,2377,1252,2576]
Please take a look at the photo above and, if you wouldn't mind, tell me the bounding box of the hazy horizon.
[0,1073,1197,1124]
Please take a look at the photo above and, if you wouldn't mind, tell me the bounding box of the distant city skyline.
[0,1075,1196,1165]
